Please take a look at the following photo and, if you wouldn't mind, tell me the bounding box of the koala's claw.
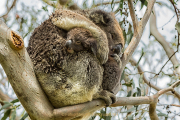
[94,90,117,107]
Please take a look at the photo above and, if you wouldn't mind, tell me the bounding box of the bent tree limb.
[129,58,180,100]
[150,8,180,74]
[0,20,54,120]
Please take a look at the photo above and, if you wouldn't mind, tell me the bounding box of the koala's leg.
[93,90,116,106]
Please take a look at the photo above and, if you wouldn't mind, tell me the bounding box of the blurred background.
[0,0,180,119]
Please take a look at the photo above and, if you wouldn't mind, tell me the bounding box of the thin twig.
[0,0,17,18]
[128,0,138,33]
[158,15,175,29]
[157,50,178,75]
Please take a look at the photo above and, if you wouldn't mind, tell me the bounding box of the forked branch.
[0,0,17,18]
[121,0,156,70]
[128,0,138,33]
[149,80,180,120]
[150,8,180,74]
[129,58,180,101]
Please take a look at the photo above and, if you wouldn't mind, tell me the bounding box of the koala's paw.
[97,52,108,65]
[96,44,109,64]
[93,90,116,107]
[111,54,122,67]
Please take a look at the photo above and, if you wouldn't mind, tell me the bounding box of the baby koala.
[66,27,122,106]
[66,27,97,55]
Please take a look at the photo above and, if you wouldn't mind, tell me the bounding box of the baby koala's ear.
[89,10,112,25]
[83,38,97,57]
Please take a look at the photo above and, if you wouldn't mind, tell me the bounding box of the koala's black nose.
[112,44,122,55]
[65,40,72,48]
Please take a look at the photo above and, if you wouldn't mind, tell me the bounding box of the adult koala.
[27,9,109,107]
[27,9,124,120]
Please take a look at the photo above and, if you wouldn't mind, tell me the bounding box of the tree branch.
[129,57,180,101]
[128,0,138,34]
[0,19,54,120]
[0,0,17,18]
[150,8,180,74]
[0,89,11,105]
[121,0,156,71]
[149,80,180,120]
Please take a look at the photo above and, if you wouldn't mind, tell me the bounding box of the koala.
[27,9,124,120]
[65,27,122,105]
[27,10,110,120]
[65,27,97,55]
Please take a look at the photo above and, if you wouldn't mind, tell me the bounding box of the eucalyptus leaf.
[157,113,168,117]
[2,109,11,120]
[11,99,19,104]
[121,107,136,113]
[137,87,141,96]
[10,110,16,120]
[175,22,180,34]
[0,103,12,111]
[20,112,29,120]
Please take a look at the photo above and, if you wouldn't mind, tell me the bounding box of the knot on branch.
[9,31,24,50]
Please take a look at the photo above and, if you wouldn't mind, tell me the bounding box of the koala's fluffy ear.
[89,10,112,25]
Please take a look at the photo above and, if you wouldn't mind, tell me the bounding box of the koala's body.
[27,10,108,111]
[27,9,124,120]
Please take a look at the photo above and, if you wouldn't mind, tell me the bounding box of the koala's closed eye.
[75,40,81,45]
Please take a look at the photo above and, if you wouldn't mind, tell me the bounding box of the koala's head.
[66,27,97,55]
[89,10,124,55]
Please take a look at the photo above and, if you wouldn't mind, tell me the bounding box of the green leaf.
[127,90,132,97]
[20,112,29,120]
[42,5,48,12]
[0,103,12,111]
[127,115,133,120]
[135,48,144,68]
[130,79,135,88]
[119,0,124,14]
[10,110,16,120]
[137,87,141,96]
[121,107,136,113]
[11,99,19,104]
[120,70,125,82]
[140,0,148,9]
[2,109,11,120]
[139,74,143,87]
[175,22,180,34]
[127,24,132,35]
[157,113,168,117]
[122,82,132,87]
[111,0,115,10]
[133,92,136,97]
